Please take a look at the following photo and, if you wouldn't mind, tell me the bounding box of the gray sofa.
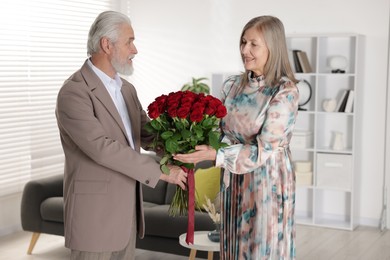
[20,163,219,258]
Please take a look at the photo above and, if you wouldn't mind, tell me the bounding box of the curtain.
[0,0,117,196]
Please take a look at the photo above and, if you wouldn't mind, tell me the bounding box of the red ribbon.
[184,167,195,244]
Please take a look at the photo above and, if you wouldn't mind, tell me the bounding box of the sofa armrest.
[21,174,63,232]
[195,160,214,169]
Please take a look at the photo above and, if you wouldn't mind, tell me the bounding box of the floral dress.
[215,73,299,260]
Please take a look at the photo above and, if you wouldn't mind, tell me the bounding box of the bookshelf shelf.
[287,33,363,230]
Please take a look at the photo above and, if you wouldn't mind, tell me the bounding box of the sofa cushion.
[143,204,215,239]
[143,201,158,208]
[165,183,177,204]
[194,167,221,207]
[40,197,64,223]
[142,180,168,205]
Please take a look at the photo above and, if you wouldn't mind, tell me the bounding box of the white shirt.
[87,59,135,149]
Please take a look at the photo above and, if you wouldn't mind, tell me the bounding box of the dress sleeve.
[220,75,238,102]
[215,81,299,174]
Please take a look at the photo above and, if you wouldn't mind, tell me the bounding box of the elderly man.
[56,11,187,260]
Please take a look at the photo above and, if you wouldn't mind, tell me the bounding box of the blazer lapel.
[79,61,129,141]
[121,85,140,150]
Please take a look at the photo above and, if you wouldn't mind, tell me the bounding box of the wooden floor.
[0,225,389,260]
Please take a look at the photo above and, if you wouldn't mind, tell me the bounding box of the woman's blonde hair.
[238,16,296,91]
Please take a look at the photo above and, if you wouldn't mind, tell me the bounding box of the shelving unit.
[287,34,363,230]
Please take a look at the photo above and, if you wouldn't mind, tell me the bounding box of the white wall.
[0,193,23,236]
[386,4,390,229]
[128,0,390,226]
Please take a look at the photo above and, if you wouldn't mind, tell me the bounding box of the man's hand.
[160,164,187,190]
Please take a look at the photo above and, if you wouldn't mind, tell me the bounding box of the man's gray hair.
[87,11,131,56]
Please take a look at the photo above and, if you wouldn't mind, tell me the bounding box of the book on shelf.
[344,90,354,113]
[292,50,303,73]
[336,89,350,112]
[292,50,312,73]
[296,51,313,73]
[288,50,296,72]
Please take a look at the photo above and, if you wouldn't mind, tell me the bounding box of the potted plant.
[181,77,210,94]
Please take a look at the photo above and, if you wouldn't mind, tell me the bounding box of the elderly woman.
[174,15,299,260]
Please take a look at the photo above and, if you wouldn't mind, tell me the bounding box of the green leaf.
[208,131,220,150]
[161,131,174,140]
[195,77,208,82]
[190,139,197,147]
[189,134,204,147]
[181,129,191,139]
[160,155,169,165]
[175,120,184,130]
[202,117,213,128]
[194,127,203,138]
[161,164,170,175]
[177,142,190,154]
[166,138,179,154]
[180,77,210,94]
[144,123,155,133]
[172,132,182,141]
[150,120,161,130]
[183,163,194,169]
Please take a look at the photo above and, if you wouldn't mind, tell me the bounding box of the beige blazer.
[55,60,161,252]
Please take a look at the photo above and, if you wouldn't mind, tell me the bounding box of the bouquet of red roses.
[145,90,227,244]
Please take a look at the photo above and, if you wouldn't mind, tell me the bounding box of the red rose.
[197,93,205,99]
[177,106,191,119]
[147,102,161,119]
[191,101,205,114]
[181,101,193,109]
[181,91,197,104]
[204,99,220,116]
[167,106,178,117]
[167,91,182,103]
[155,94,168,113]
[155,95,167,104]
[190,110,204,122]
[204,95,213,101]
[204,106,216,116]
[212,97,223,107]
[215,104,227,118]
[167,99,179,110]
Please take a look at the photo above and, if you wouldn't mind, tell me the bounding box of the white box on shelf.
[290,130,313,149]
[296,171,313,186]
[316,153,352,190]
[294,160,312,173]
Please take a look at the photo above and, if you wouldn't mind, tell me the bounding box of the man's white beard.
[111,53,134,75]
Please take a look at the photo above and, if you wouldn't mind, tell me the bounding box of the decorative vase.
[331,131,344,150]
[322,98,337,112]
[207,223,220,242]
[328,55,348,73]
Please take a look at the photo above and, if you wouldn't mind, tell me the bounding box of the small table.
[179,231,220,260]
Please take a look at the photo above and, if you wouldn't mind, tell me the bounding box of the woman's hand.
[173,145,217,164]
